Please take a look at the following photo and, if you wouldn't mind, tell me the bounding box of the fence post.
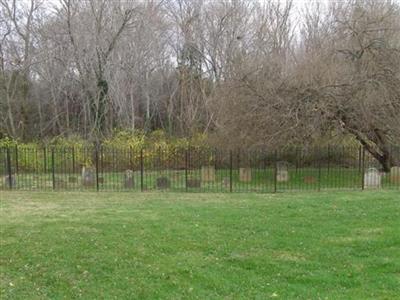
[361,146,366,190]
[6,147,12,189]
[51,147,55,190]
[263,151,267,172]
[318,148,322,192]
[185,148,188,192]
[229,150,233,192]
[43,147,47,173]
[140,148,144,191]
[15,145,18,174]
[327,145,330,175]
[274,150,278,193]
[72,146,75,174]
[95,144,99,192]
[129,146,133,170]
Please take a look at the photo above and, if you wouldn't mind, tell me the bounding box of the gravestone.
[55,178,67,189]
[277,161,289,182]
[303,176,316,184]
[239,168,252,182]
[364,168,381,188]
[390,166,400,184]
[171,172,180,181]
[187,178,201,188]
[156,177,170,189]
[3,175,16,188]
[222,177,230,189]
[81,166,95,187]
[124,170,134,189]
[201,166,215,182]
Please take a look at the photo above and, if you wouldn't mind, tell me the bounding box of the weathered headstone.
[156,177,170,189]
[124,170,134,188]
[3,175,16,188]
[303,176,316,184]
[390,166,400,184]
[222,177,230,189]
[277,161,289,182]
[81,166,95,187]
[187,178,201,188]
[201,166,215,182]
[239,167,252,182]
[364,168,381,188]
[171,172,180,181]
[55,178,67,189]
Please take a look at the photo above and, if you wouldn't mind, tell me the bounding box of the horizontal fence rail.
[1,145,399,193]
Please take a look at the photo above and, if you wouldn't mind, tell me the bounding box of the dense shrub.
[0,131,212,172]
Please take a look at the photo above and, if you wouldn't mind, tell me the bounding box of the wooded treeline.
[1,0,399,170]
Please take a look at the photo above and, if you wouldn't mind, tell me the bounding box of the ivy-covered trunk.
[90,78,109,135]
[97,79,108,133]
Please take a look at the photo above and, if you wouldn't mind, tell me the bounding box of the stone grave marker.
[124,170,134,189]
[222,177,230,189]
[55,178,67,189]
[156,177,170,189]
[390,166,400,184]
[364,168,381,188]
[277,161,289,182]
[201,166,215,182]
[239,167,252,182]
[3,174,16,188]
[303,176,316,184]
[81,166,95,187]
[187,178,201,188]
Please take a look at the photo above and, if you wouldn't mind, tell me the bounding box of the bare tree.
[0,0,43,139]
[0,0,399,164]
[297,0,400,170]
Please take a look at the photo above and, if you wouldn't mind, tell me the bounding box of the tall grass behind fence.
[1,145,399,192]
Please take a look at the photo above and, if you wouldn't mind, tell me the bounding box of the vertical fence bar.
[318,148,322,192]
[51,148,55,190]
[185,148,188,192]
[327,145,330,175]
[100,146,104,188]
[95,145,99,192]
[43,147,47,174]
[72,146,75,174]
[6,147,12,189]
[140,148,144,192]
[358,146,362,174]
[229,150,233,192]
[361,146,366,190]
[15,145,18,174]
[274,150,278,193]
[129,146,133,171]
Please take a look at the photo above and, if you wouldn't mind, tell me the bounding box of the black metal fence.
[1,145,399,192]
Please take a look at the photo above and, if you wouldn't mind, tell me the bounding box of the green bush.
[0,130,212,173]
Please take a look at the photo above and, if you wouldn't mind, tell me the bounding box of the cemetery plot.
[0,146,399,192]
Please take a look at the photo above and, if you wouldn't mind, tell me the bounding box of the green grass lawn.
[1,191,399,299]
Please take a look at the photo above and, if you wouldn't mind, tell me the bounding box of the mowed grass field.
[1,191,399,299]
